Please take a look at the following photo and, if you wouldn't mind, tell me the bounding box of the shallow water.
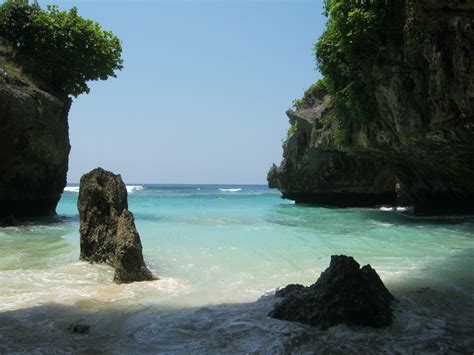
[0,185,473,353]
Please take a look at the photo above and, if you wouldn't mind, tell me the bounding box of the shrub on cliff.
[292,79,327,110]
[314,0,405,121]
[0,0,123,97]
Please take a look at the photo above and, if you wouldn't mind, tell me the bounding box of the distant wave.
[64,185,144,194]
[127,185,144,194]
[219,188,242,192]
[379,206,408,212]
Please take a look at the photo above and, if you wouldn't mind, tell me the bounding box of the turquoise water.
[0,185,473,353]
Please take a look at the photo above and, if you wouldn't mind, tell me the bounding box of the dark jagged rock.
[0,50,71,218]
[274,283,305,298]
[0,214,16,227]
[78,167,154,284]
[269,255,394,329]
[269,1,474,215]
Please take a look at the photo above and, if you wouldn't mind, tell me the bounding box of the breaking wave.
[219,188,242,192]
[126,185,144,194]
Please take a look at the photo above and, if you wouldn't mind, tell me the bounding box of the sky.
[38,0,326,184]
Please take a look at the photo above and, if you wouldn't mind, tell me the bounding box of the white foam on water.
[219,188,242,192]
[373,221,394,227]
[0,261,188,313]
[63,186,80,193]
[379,206,409,212]
[126,185,144,194]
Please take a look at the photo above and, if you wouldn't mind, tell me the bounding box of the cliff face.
[268,89,397,207]
[0,54,70,218]
[269,0,474,214]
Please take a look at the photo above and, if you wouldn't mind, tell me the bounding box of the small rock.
[67,321,90,335]
[269,255,395,329]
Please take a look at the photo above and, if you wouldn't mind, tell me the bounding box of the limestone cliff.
[268,88,397,207]
[269,0,474,214]
[0,50,70,218]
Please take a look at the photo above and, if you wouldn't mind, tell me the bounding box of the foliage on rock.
[292,79,327,110]
[315,0,405,122]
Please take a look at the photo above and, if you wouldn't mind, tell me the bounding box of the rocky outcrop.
[269,255,394,329]
[269,1,474,214]
[78,167,154,284]
[268,90,397,207]
[0,50,70,218]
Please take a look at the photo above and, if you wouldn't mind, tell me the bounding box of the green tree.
[0,0,123,97]
[315,0,404,121]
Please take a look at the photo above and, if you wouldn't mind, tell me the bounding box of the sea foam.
[219,188,242,192]
[379,206,408,212]
[64,186,80,193]
[126,185,144,194]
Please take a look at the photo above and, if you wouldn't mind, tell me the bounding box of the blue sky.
[39,0,326,184]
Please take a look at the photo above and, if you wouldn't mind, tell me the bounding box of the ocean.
[0,184,473,353]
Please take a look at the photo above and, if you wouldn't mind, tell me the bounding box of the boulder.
[78,167,154,283]
[269,255,394,329]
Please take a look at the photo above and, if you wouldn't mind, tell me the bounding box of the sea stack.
[78,167,154,283]
[269,255,394,329]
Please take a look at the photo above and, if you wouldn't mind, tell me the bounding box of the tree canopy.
[0,0,123,97]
